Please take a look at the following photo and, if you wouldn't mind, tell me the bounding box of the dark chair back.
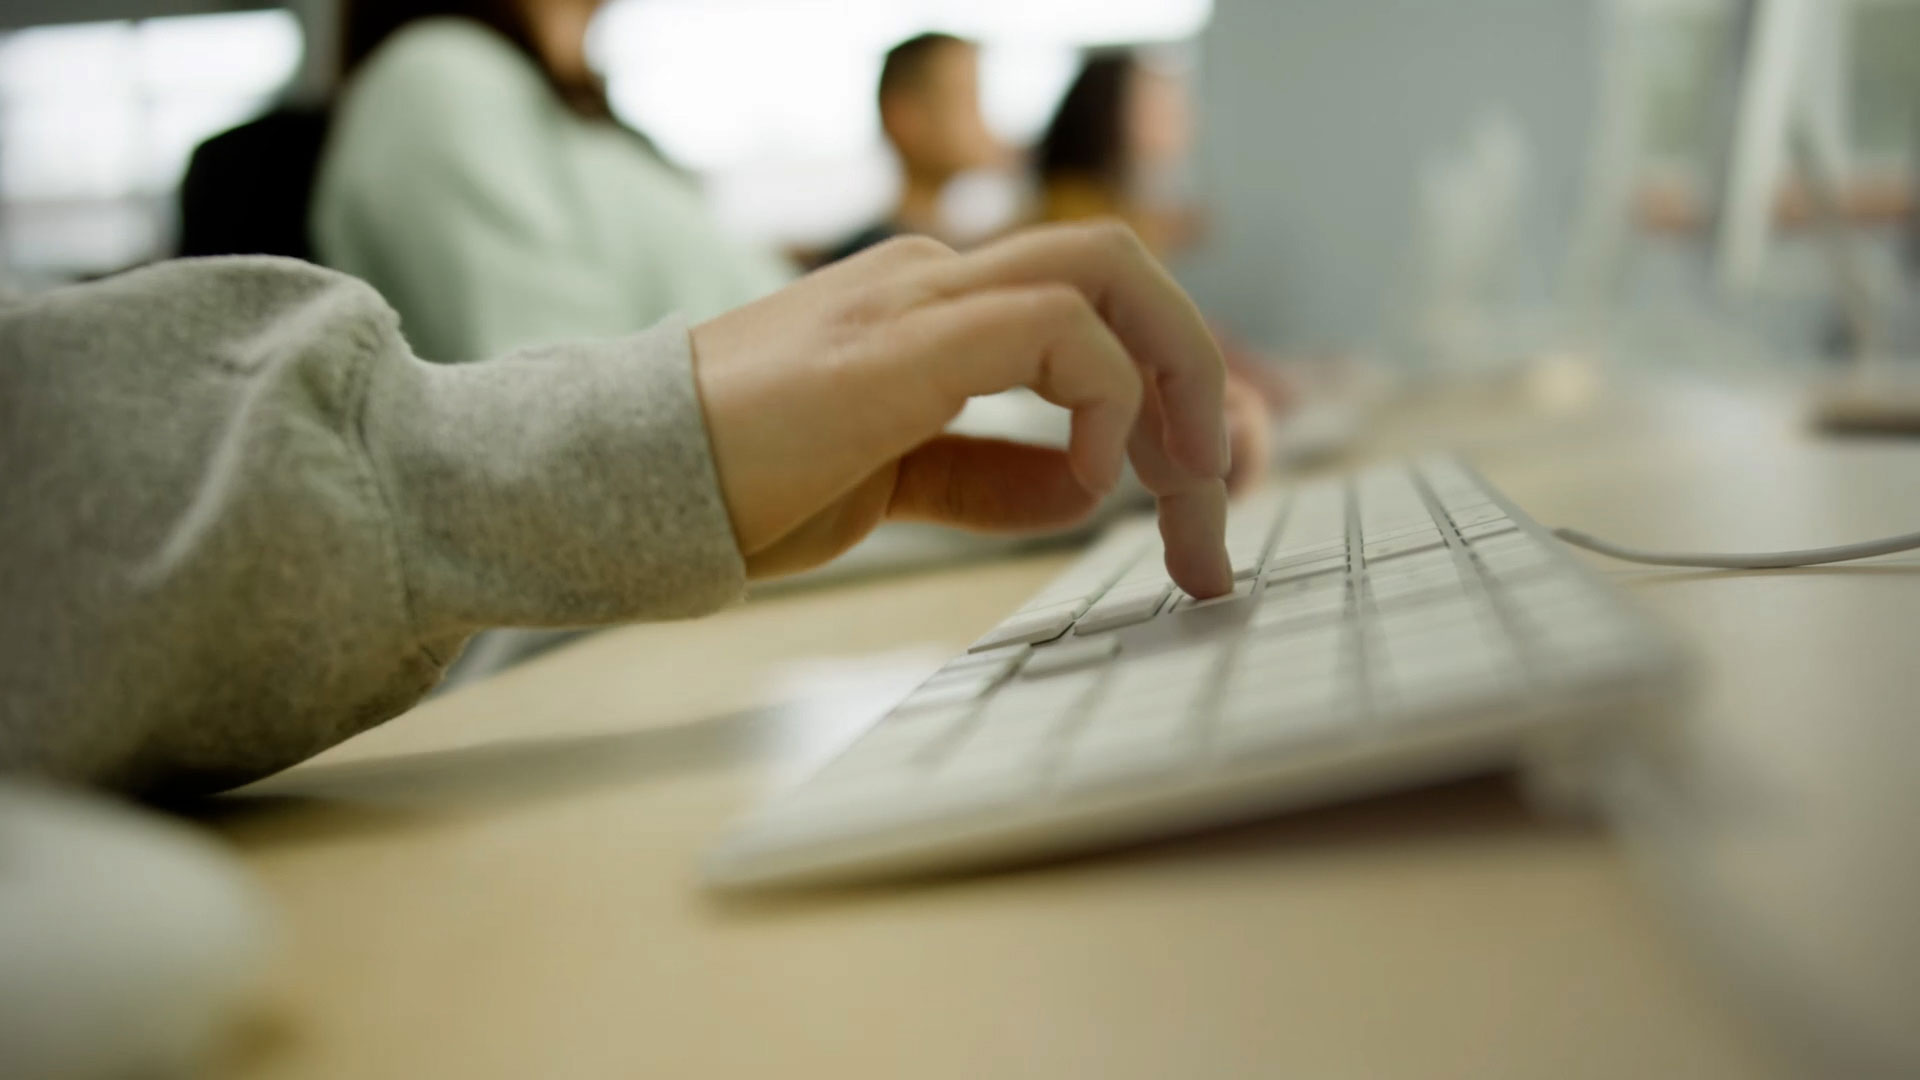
[177,106,331,261]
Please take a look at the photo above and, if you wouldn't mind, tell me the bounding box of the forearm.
[0,258,744,796]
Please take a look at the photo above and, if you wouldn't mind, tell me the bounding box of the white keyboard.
[706,455,1685,890]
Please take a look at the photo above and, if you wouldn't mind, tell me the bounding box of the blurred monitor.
[1710,0,1849,295]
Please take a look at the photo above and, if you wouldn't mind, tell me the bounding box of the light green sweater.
[313,18,792,365]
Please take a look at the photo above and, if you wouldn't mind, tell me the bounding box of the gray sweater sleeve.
[0,257,746,795]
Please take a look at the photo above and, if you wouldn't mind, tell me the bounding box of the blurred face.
[520,0,607,79]
[885,43,1006,179]
[1124,63,1194,172]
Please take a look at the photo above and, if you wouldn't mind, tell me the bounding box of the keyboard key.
[1238,622,1348,666]
[1367,547,1455,578]
[969,602,1079,652]
[1225,491,1283,578]
[1058,713,1197,789]
[897,677,998,712]
[1230,651,1349,697]
[1369,577,1465,610]
[1449,502,1508,528]
[1373,606,1509,657]
[1278,479,1346,538]
[1023,635,1121,677]
[1252,578,1348,631]
[821,707,967,777]
[1363,530,1446,563]
[1172,578,1257,612]
[781,706,974,813]
[1379,640,1508,686]
[934,646,1029,678]
[1018,527,1152,612]
[1057,649,1218,789]
[1367,554,1464,607]
[937,671,1102,794]
[1265,540,1349,571]
[1215,682,1354,757]
[1529,630,1646,687]
[1074,582,1171,634]
[1473,539,1554,580]
[1368,522,1446,544]
[1372,602,1493,640]
[1265,554,1347,585]
[1357,467,1432,537]
[1115,553,1172,582]
[1224,665,1347,713]
[1457,518,1517,541]
[1471,533,1547,557]
[1014,593,1090,618]
[1377,664,1524,725]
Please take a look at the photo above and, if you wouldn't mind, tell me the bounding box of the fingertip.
[1155,480,1232,597]
[1167,550,1232,599]
[1074,442,1124,497]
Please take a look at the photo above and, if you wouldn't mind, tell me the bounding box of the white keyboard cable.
[1551,528,1920,570]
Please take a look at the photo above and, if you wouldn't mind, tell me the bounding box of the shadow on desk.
[194,703,790,848]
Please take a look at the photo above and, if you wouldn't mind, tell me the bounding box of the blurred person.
[0,224,1236,1075]
[1036,51,1205,262]
[1037,50,1286,478]
[313,0,793,364]
[821,32,1008,264]
[315,8,1263,676]
[820,41,1269,493]
[316,0,800,678]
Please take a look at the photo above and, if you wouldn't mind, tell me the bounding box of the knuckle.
[834,287,899,329]
[1025,282,1088,323]
[1080,218,1145,261]
[874,234,954,264]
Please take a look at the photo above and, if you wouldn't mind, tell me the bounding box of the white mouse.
[0,781,273,1079]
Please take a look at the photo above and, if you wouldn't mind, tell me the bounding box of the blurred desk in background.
[210,373,1920,1079]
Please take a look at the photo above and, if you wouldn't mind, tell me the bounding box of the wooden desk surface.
[211,374,1920,1079]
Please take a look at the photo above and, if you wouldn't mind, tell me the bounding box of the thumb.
[888,435,1106,532]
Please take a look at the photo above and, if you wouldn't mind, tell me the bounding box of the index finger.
[926,221,1231,480]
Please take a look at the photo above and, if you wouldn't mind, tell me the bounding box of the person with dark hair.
[820,32,1006,264]
[1037,50,1288,469]
[313,0,791,366]
[1037,53,1131,189]
[338,0,612,120]
[1036,51,1203,258]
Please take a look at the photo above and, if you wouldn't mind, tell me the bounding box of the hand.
[689,223,1235,597]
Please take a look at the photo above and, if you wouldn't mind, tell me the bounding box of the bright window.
[0,10,302,278]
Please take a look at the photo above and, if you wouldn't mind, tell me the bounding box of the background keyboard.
[706,455,1685,890]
